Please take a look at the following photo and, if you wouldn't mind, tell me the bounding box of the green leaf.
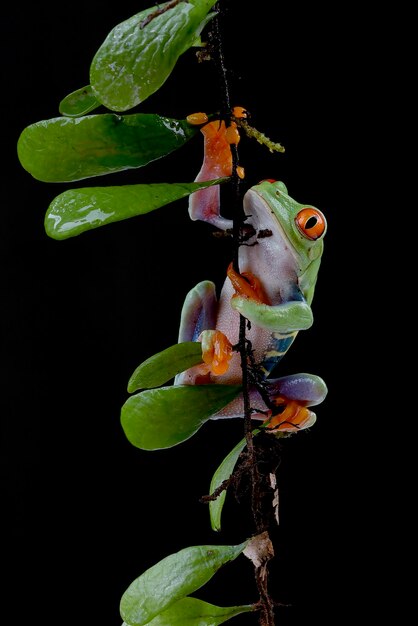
[121,384,242,450]
[128,342,203,392]
[120,542,248,626]
[59,85,101,117]
[17,113,198,182]
[44,179,227,240]
[128,597,254,625]
[209,437,248,532]
[90,1,218,111]
[209,430,261,531]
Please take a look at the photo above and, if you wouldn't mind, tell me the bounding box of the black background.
[2,2,383,624]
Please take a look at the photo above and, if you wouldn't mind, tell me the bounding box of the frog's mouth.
[242,189,300,280]
[244,188,298,254]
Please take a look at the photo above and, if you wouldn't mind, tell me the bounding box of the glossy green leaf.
[90,1,218,111]
[44,178,227,240]
[128,342,203,392]
[59,85,101,117]
[121,384,242,450]
[126,597,254,626]
[209,437,248,532]
[120,542,248,626]
[17,113,197,182]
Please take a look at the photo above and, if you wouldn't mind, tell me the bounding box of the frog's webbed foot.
[200,329,233,376]
[211,372,327,433]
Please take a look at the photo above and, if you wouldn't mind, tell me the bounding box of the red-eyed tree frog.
[175,175,328,433]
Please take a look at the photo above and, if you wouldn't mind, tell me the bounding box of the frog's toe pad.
[263,398,317,432]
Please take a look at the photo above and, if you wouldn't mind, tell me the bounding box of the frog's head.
[245,180,327,304]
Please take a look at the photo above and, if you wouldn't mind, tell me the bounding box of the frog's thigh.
[178,280,218,342]
[268,373,328,406]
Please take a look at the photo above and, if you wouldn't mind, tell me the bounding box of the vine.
[17,2,328,624]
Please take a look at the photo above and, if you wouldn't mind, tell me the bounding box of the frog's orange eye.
[259,178,277,183]
[295,208,326,240]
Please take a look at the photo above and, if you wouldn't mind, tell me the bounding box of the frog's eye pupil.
[305,216,318,230]
[295,208,326,240]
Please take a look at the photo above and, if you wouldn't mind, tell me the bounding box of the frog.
[175,175,328,432]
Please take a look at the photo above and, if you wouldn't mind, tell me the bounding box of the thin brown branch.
[140,0,183,28]
[240,327,264,533]
[200,475,234,503]
[210,6,280,624]
[255,564,276,626]
[244,532,276,625]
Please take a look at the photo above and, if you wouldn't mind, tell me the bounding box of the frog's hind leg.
[211,372,327,433]
[262,373,328,432]
[267,373,328,407]
[177,280,218,342]
[175,281,218,385]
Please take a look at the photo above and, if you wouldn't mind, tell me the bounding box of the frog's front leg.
[227,263,313,333]
[212,372,327,433]
[188,120,233,231]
